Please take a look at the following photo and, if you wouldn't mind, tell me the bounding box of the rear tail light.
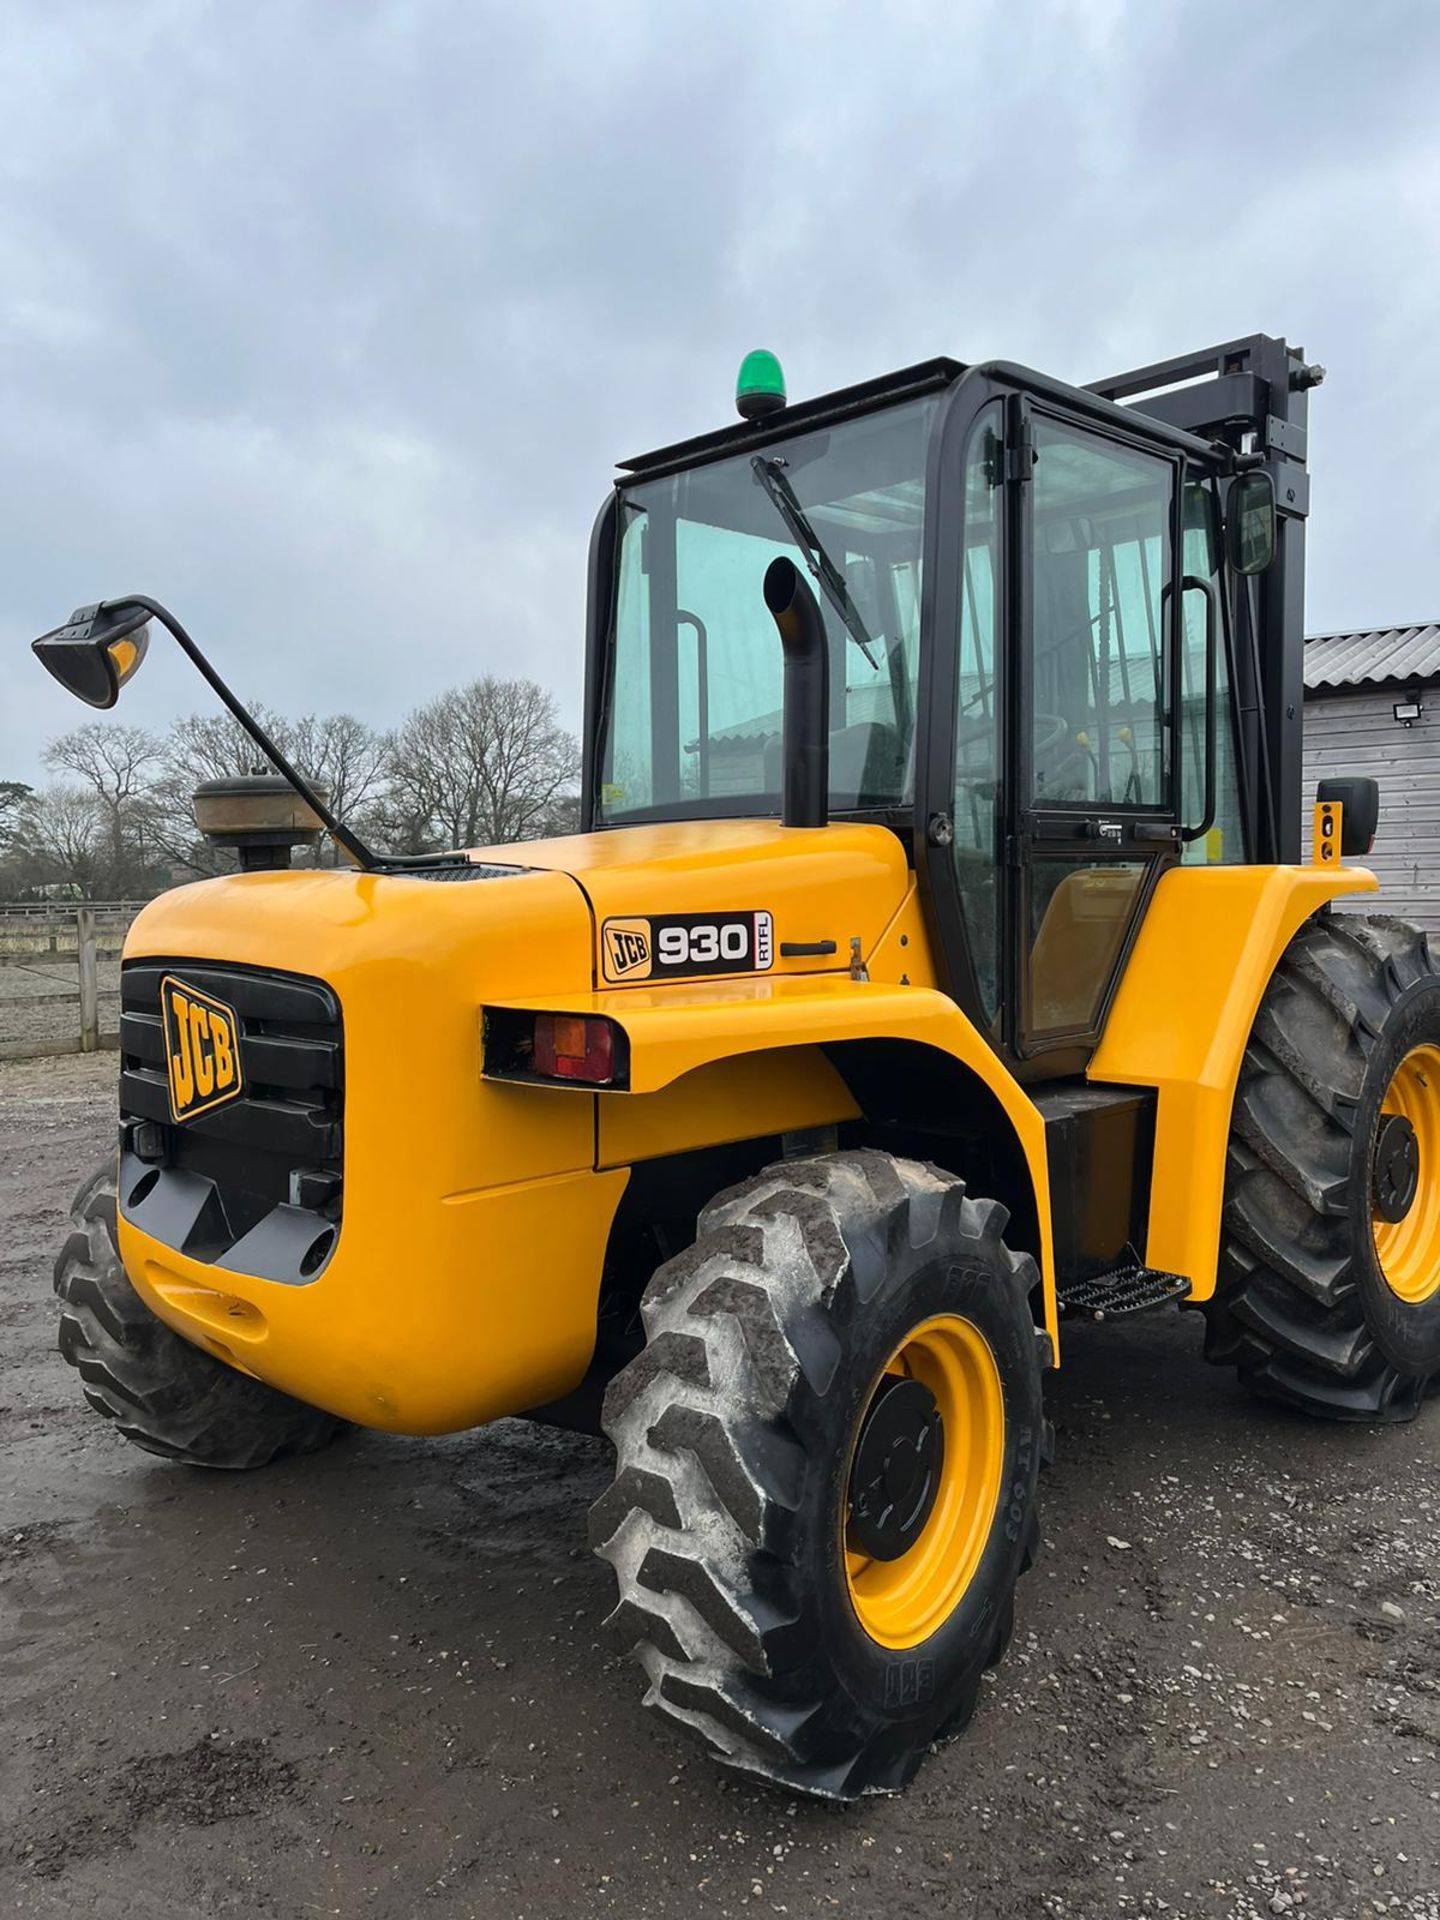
[482,1006,628,1088]
[533,1013,616,1084]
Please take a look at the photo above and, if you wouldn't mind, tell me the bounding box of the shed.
[1303,623,1440,936]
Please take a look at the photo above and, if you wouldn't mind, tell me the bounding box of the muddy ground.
[1,1054,1437,1920]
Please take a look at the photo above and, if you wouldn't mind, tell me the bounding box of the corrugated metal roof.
[1304,623,1440,691]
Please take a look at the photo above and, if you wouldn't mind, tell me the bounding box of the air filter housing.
[192,774,331,871]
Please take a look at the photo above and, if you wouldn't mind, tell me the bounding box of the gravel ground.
[1,1053,1437,1919]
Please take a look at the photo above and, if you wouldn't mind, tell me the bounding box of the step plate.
[1056,1267,1192,1319]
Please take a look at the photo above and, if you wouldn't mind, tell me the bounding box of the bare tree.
[286,712,393,850]
[0,780,33,855]
[44,723,165,892]
[11,785,104,893]
[385,678,578,851]
[148,707,392,873]
[30,675,574,891]
[161,704,296,786]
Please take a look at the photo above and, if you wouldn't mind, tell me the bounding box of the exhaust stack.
[763,557,829,829]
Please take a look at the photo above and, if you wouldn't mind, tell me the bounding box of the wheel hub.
[847,1375,944,1562]
[1373,1111,1420,1225]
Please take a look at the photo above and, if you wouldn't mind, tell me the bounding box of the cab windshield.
[598,396,939,822]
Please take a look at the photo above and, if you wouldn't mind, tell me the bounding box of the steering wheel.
[1032,711,1069,761]
[953,711,1077,841]
[953,710,1070,784]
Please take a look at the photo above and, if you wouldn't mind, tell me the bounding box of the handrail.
[1178,574,1219,845]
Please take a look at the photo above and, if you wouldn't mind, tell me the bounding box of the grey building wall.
[1303,687,1440,937]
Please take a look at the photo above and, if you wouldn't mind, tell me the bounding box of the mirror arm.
[115,595,382,872]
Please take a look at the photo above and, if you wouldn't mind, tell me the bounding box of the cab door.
[1008,402,1185,1059]
[919,379,1230,1070]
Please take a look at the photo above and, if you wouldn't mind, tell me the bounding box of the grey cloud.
[3,0,1438,783]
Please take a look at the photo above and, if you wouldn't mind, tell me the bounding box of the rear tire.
[1206,912,1440,1421]
[55,1160,346,1468]
[589,1149,1045,1799]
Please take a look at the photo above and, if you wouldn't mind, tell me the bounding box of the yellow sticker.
[1312,799,1341,867]
[160,975,244,1123]
[602,919,653,982]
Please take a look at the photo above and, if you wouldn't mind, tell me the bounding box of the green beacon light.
[736,348,787,421]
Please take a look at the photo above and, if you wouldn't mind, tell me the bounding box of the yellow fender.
[1089,864,1378,1299]
[494,974,1060,1350]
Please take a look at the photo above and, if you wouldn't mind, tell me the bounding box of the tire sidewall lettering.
[1004,1426,1036,1543]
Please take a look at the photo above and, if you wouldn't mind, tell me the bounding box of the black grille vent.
[118,961,343,1285]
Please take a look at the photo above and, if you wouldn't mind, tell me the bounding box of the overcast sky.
[2,0,1437,789]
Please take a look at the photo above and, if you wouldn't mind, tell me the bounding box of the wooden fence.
[0,903,142,1063]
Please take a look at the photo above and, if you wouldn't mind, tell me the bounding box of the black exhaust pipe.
[763,557,829,828]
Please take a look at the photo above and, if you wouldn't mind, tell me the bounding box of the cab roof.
[617,357,964,484]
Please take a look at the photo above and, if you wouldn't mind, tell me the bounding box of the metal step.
[1056,1266,1191,1320]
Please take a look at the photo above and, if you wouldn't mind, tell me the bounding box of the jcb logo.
[602,919,652,982]
[882,1659,934,1708]
[160,976,243,1123]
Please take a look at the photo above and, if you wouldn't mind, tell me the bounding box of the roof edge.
[1305,622,1440,643]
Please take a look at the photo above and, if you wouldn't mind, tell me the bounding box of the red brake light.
[532,1013,616,1084]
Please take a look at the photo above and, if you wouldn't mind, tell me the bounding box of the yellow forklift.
[34,334,1439,1798]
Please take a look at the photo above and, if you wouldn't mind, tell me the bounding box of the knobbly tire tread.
[55,1160,346,1468]
[1207,911,1440,1422]
[590,1148,1046,1800]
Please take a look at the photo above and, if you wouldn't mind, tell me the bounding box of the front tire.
[1206,912,1440,1421]
[55,1160,346,1468]
[589,1150,1045,1799]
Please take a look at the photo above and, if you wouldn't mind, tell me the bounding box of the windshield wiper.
[751,456,880,669]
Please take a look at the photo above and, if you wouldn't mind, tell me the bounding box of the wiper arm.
[751,456,880,669]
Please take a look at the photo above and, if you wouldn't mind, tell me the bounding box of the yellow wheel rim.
[1373,1043,1440,1305]
[843,1314,1006,1651]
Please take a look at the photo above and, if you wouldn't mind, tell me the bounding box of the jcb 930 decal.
[602,911,774,983]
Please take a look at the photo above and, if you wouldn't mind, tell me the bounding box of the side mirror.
[1226,470,1277,576]
[28,590,382,872]
[32,600,151,708]
[1317,775,1380,857]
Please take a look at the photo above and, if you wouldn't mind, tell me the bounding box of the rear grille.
[118,960,343,1285]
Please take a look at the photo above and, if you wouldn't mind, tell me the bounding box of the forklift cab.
[584,337,1311,1078]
